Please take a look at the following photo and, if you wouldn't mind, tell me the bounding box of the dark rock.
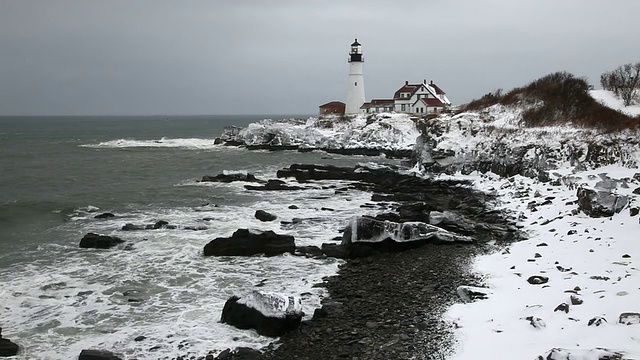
[78,349,122,360]
[456,286,489,302]
[245,180,303,191]
[618,312,640,325]
[214,347,262,360]
[538,348,623,360]
[0,328,19,357]
[220,291,302,337]
[133,335,146,341]
[203,229,295,257]
[576,186,628,217]
[570,295,583,305]
[320,243,349,259]
[94,212,115,219]
[79,233,125,249]
[633,187,640,195]
[527,275,549,285]
[554,303,570,313]
[202,173,262,183]
[255,210,277,222]
[294,245,324,259]
[590,275,610,281]
[153,220,169,229]
[121,223,146,231]
[630,207,639,216]
[288,205,299,209]
[587,316,607,327]
[536,242,548,247]
[622,254,631,258]
[567,229,577,235]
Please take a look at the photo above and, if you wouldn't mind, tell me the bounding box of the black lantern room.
[349,39,363,63]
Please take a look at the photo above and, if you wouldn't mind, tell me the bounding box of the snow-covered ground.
[444,166,640,359]
[590,89,640,117]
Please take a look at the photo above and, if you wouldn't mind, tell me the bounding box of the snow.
[444,166,640,359]
[589,89,640,117]
[235,113,420,151]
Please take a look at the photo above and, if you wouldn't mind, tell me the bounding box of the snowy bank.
[414,104,640,179]
[445,166,640,359]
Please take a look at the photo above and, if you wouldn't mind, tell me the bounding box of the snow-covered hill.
[413,103,640,179]
[590,89,640,117]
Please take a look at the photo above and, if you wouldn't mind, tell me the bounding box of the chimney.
[430,80,434,85]
[405,80,408,86]
[423,79,426,84]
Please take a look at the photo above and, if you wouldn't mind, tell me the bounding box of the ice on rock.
[343,216,473,245]
[236,290,302,319]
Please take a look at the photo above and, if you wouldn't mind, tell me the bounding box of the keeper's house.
[361,80,451,115]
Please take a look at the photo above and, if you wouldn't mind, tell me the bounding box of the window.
[401,104,406,111]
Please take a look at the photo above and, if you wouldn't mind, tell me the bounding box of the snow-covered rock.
[220,291,302,337]
[221,113,420,154]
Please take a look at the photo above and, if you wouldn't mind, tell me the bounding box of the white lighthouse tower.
[345,39,365,114]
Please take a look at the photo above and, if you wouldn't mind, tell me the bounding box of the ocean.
[0,115,401,359]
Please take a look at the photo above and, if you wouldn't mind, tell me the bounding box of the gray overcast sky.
[1,0,639,115]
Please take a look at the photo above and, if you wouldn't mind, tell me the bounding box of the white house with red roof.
[360,79,451,115]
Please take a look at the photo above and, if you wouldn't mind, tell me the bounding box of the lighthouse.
[345,39,365,114]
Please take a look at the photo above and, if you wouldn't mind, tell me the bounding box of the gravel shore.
[260,243,485,360]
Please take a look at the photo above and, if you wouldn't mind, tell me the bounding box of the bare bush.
[600,62,640,106]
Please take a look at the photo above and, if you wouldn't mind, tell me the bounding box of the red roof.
[429,82,446,95]
[419,97,445,107]
[360,99,394,109]
[393,84,422,100]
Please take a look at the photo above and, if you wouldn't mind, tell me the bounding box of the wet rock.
[201,173,262,183]
[153,220,169,229]
[527,275,549,285]
[255,210,277,222]
[245,180,303,191]
[220,291,302,337]
[0,328,19,357]
[213,347,262,360]
[94,212,115,219]
[79,233,125,249]
[121,223,146,231]
[588,316,607,327]
[576,186,629,218]
[78,349,122,360]
[618,312,640,325]
[294,245,325,259]
[203,229,295,257]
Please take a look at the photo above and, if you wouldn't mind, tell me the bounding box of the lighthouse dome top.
[351,39,361,46]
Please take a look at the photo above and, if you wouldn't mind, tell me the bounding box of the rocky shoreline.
[258,243,486,360]
[207,164,519,360]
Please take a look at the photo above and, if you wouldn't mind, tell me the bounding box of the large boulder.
[0,328,19,357]
[203,229,295,256]
[576,186,628,217]
[78,349,122,360]
[330,216,473,258]
[220,291,302,337]
[79,233,125,249]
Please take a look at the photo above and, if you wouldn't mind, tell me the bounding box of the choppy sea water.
[0,115,401,359]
